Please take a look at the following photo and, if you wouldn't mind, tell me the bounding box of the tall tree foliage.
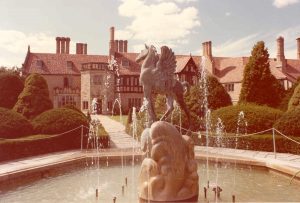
[239,41,284,107]
[13,73,53,119]
[0,73,24,108]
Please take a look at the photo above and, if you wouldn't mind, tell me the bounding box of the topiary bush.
[0,73,24,109]
[0,107,33,138]
[13,73,53,119]
[288,82,300,112]
[32,108,88,135]
[274,108,300,137]
[211,103,283,133]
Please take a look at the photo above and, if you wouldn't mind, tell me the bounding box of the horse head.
[135,44,157,63]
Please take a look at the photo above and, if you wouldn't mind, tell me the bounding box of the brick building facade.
[22,27,300,113]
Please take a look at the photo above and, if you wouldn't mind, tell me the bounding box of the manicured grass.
[109,115,128,126]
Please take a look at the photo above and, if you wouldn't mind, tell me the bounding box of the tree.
[239,41,284,107]
[0,73,24,108]
[288,81,300,111]
[13,73,53,119]
[185,75,232,117]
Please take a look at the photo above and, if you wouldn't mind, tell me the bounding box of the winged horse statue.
[136,44,191,129]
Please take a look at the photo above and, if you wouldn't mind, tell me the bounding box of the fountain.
[136,45,199,202]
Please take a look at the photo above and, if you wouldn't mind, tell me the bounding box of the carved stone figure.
[139,121,199,202]
[136,45,191,128]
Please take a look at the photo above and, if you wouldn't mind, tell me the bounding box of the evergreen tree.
[0,73,24,108]
[239,41,284,107]
[13,73,53,119]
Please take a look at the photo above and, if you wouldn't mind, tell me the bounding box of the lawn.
[109,115,128,126]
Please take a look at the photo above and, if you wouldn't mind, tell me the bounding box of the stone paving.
[0,116,300,181]
[93,115,140,149]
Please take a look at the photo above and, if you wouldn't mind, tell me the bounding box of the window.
[224,83,234,92]
[128,98,142,109]
[67,61,73,69]
[83,101,89,110]
[93,75,103,85]
[63,77,69,88]
[59,95,76,107]
[36,60,43,68]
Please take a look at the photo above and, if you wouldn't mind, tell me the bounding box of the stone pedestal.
[139,121,199,202]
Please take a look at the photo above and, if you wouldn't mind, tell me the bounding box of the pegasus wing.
[156,46,177,84]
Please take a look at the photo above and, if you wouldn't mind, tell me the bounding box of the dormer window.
[122,59,129,67]
[67,61,73,69]
[36,60,43,68]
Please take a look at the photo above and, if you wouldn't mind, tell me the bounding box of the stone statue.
[139,121,199,202]
[136,45,191,128]
[91,98,98,114]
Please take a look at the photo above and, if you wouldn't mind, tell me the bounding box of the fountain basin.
[0,151,300,202]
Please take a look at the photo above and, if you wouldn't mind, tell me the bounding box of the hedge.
[193,133,300,155]
[211,103,283,133]
[32,108,89,135]
[274,108,300,137]
[0,107,33,138]
[0,127,89,162]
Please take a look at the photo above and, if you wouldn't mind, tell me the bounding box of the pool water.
[0,158,299,202]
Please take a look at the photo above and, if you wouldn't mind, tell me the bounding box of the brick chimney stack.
[61,37,66,54]
[76,43,87,55]
[115,40,119,53]
[277,36,285,61]
[207,41,212,59]
[124,40,128,53]
[56,37,71,54]
[201,41,215,75]
[202,42,207,56]
[66,38,70,54]
[109,27,115,57]
[56,37,61,54]
[84,43,87,55]
[297,38,300,59]
[119,40,124,52]
[276,36,286,72]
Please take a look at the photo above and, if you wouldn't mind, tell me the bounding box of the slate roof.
[23,49,300,83]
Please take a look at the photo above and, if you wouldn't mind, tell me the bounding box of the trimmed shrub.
[13,73,53,119]
[195,134,300,155]
[211,104,283,133]
[288,82,300,112]
[274,108,300,137]
[0,107,33,138]
[0,73,24,109]
[32,108,88,135]
[278,79,300,111]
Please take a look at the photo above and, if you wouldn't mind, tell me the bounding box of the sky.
[0,0,300,67]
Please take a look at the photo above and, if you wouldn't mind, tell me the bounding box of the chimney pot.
[115,40,119,52]
[119,40,124,53]
[66,37,70,54]
[56,37,61,54]
[84,43,87,55]
[61,37,66,54]
[109,26,115,57]
[277,36,285,61]
[202,42,206,56]
[124,40,128,53]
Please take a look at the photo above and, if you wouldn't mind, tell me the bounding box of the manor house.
[22,27,300,114]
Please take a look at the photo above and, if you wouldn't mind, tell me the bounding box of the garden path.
[93,115,140,149]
